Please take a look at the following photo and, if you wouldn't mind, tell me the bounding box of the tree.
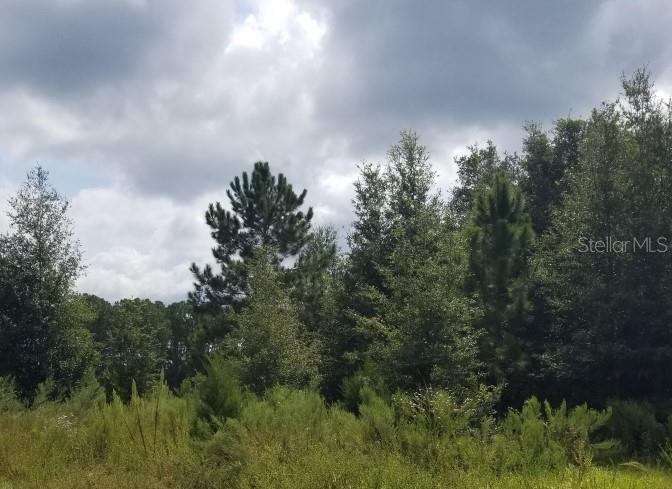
[467,172,534,388]
[521,119,585,233]
[190,161,313,311]
[346,161,390,303]
[385,131,435,231]
[346,131,435,306]
[291,226,339,341]
[450,142,521,222]
[0,166,92,397]
[99,299,169,400]
[80,293,113,346]
[164,301,200,391]
[291,227,348,399]
[225,247,320,394]
[367,207,481,391]
[344,131,480,393]
[50,295,98,394]
[535,69,672,404]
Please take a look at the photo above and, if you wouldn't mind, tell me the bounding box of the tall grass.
[1,375,671,488]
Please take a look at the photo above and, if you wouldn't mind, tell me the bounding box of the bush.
[0,376,22,412]
[67,369,105,414]
[193,356,244,432]
[359,386,396,446]
[492,397,612,472]
[339,369,386,414]
[606,400,670,458]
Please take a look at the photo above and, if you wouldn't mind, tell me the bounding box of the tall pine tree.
[467,172,534,388]
[190,161,313,310]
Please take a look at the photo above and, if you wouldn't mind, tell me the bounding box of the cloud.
[2,0,672,301]
[0,0,235,98]
[69,185,216,302]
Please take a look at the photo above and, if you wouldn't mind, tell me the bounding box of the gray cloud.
[2,0,672,301]
[309,0,672,152]
[0,0,167,96]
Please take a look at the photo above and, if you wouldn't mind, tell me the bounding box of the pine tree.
[468,172,534,387]
[190,161,313,310]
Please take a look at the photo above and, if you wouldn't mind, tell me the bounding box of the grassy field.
[1,380,671,489]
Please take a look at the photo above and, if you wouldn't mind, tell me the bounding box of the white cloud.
[227,0,325,55]
[70,185,218,302]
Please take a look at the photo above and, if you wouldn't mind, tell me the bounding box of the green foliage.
[494,397,612,472]
[367,216,481,391]
[226,248,320,394]
[450,141,522,221]
[99,299,170,400]
[393,385,501,438]
[164,301,201,390]
[521,119,585,233]
[606,400,672,458]
[0,377,23,412]
[67,368,105,414]
[193,356,243,431]
[468,172,535,386]
[535,69,672,403]
[51,294,98,395]
[291,226,338,331]
[348,161,390,298]
[339,368,386,414]
[5,71,672,488]
[0,166,91,398]
[33,377,59,407]
[345,131,481,394]
[0,384,670,489]
[190,161,314,310]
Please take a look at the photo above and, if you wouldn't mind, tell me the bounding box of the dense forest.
[3,70,672,488]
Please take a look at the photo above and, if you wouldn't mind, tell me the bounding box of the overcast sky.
[1,0,672,303]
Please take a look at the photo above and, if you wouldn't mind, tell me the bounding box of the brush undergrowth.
[1,372,671,488]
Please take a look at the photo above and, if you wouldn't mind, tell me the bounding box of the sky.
[1,0,672,303]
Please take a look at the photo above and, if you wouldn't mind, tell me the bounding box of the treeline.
[2,69,672,431]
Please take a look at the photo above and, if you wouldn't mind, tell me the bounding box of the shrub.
[0,376,22,412]
[492,397,612,472]
[67,369,105,415]
[339,369,386,414]
[193,356,244,432]
[359,386,396,446]
[606,400,669,458]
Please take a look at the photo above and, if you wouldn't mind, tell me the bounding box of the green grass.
[0,384,670,488]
